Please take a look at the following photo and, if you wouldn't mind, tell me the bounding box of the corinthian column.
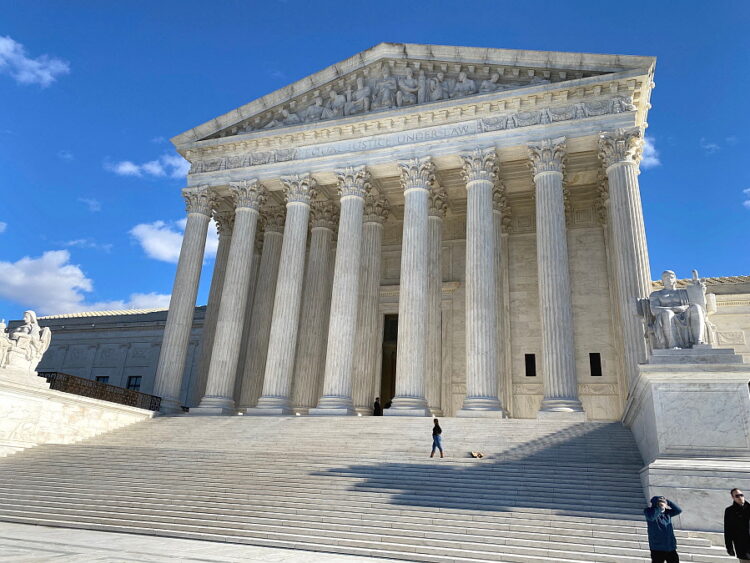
[352,194,390,414]
[292,201,337,413]
[458,148,505,417]
[312,167,370,415]
[599,127,651,389]
[190,207,233,407]
[193,181,266,415]
[238,207,285,410]
[493,185,512,410]
[153,186,212,413]
[387,157,434,416]
[250,174,316,415]
[528,138,583,415]
[426,187,447,415]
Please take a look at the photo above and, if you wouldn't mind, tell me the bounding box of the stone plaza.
[2,43,750,559]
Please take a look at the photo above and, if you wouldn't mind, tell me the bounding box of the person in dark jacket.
[430,418,443,458]
[373,397,383,416]
[725,488,750,562]
[644,496,682,563]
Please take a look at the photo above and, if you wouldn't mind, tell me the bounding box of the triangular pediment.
[172,43,655,147]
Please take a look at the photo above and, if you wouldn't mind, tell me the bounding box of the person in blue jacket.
[644,496,683,563]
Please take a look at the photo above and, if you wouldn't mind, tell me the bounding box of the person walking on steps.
[373,397,383,416]
[725,488,750,562]
[644,496,682,563]
[430,418,444,458]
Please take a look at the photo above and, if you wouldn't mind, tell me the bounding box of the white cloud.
[150,136,166,144]
[130,218,218,263]
[105,153,190,179]
[57,150,74,161]
[0,250,171,316]
[0,35,70,87]
[61,238,112,252]
[699,137,720,154]
[726,135,739,146]
[0,221,6,233]
[743,189,750,210]
[78,197,101,212]
[641,136,661,169]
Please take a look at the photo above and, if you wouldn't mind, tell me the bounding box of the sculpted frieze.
[188,94,634,175]
[219,62,564,137]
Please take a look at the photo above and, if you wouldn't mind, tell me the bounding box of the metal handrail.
[37,371,162,411]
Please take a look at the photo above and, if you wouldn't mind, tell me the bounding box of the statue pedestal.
[0,369,50,390]
[623,351,750,531]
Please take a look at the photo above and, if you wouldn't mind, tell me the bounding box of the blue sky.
[1,0,749,321]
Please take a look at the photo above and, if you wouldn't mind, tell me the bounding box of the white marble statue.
[0,310,51,374]
[451,71,477,98]
[428,72,447,102]
[301,96,325,123]
[639,270,713,350]
[371,67,398,110]
[479,72,501,93]
[396,68,420,107]
[322,90,346,119]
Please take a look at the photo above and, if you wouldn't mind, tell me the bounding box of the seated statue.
[1,310,52,374]
[638,270,714,350]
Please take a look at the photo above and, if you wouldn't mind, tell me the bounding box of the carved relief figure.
[396,68,420,107]
[428,72,447,102]
[301,96,325,122]
[641,270,709,349]
[345,77,371,116]
[322,90,346,119]
[479,72,501,93]
[451,71,476,98]
[263,109,300,129]
[1,310,52,374]
[371,67,398,110]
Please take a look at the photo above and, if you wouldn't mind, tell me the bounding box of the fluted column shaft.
[528,138,583,414]
[233,241,262,404]
[191,213,233,407]
[388,158,434,416]
[313,170,370,415]
[458,149,504,416]
[292,202,337,412]
[238,216,284,409]
[194,181,265,414]
[251,175,316,415]
[352,195,390,413]
[153,187,212,413]
[426,190,446,415]
[600,128,652,390]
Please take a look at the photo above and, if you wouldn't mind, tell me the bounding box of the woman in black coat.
[725,488,750,561]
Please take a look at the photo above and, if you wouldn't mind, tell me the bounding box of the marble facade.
[150,43,665,418]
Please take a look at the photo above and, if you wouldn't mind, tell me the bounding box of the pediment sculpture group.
[0,310,51,375]
[252,66,551,132]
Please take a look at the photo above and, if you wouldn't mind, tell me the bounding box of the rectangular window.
[589,353,603,377]
[95,376,109,384]
[524,354,536,377]
[126,376,142,391]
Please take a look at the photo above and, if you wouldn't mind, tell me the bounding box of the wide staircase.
[0,416,732,562]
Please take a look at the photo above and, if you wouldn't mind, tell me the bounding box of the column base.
[385,395,431,416]
[539,397,584,412]
[537,409,586,422]
[312,396,356,415]
[157,397,184,415]
[458,397,505,417]
[190,396,236,416]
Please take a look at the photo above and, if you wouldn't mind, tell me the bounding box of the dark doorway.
[380,315,398,408]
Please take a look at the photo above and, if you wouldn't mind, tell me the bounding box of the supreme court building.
[145,43,662,419]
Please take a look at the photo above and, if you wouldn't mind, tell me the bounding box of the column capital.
[281,174,317,205]
[335,166,370,199]
[528,137,566,177]
[261,205,286,233]
[213,207,235,236]
[363,193,391,224]
[428,186,448,218]
[460,147,498,184]
[598,127,643,170]
[229,179,266,211]
[182,185,213,216]
[398,157,435,192]
[310,200,339,230]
